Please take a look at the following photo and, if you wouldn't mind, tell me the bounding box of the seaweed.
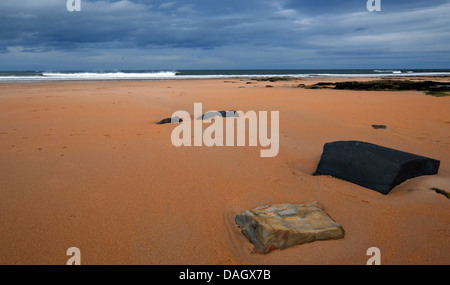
[431,187,450,199]
[296,79,450,95]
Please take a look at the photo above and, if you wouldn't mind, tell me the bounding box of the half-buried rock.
[235,202,344,254]
[314,141,440,195]
[156,116,183,124]
[197,110,239,120]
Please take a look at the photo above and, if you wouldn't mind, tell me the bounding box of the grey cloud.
[0,0,448,69]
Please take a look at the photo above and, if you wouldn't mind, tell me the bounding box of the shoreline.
[0,77,449,264]
[1,74,450,84]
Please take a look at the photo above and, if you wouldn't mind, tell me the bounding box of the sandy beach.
[0,77,449,265]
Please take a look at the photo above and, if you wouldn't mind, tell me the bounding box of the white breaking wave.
[0,71,177,82]
[42,71,178,79]
[374,70,402,74]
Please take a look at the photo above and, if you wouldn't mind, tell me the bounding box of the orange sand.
[0,78,449,265]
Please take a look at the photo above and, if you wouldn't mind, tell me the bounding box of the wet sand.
[0,78,449,264]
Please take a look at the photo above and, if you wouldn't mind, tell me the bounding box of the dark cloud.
[0,0,449,70]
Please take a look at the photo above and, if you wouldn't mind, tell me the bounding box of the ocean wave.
[42,71,178,79]
[374,70,402,74]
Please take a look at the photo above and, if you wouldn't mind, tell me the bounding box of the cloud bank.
[0,0,449,70]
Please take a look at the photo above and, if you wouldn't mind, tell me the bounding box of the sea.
[0,69,449,83]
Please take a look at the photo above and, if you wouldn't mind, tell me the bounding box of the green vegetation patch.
[431,187,450,199]
[425,91,450,97]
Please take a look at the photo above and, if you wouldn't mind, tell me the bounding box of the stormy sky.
[0,0,449,70]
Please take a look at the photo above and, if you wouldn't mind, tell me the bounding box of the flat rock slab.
[235,202,344,254]
[314,141,440,195]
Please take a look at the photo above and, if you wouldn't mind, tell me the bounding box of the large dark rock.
[314,141,440,195]
[197,110,239,120]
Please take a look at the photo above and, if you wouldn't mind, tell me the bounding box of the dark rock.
[371,125,387,129]
[299,80,450,94]
[314,141,440,195]
[197,110,239,120]
[156,116,183,124]
[252,77,295,82]
[333,80,450,92]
